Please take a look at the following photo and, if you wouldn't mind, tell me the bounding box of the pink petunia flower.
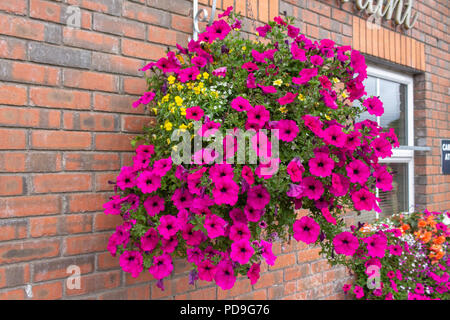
[186,106,204,121]
[198,260,216,282]
[206,19,231,41]
[322,125,347,147]
[153,157,172,177]
[157,215,180,240]
[373,166,393,192]
[308,153,335,177]
[247,185,271,210]
[346,160,370,185]
[120,251,143,278]
[293,216,320,244]
[363,233,387,258]
[204,214,227,239]
[330,173,350,197]
[292,68,318,85]
[259,240,277,266]
[212,178,239,206]
[277,92,298,105]
[310,55,324,66]
[248,263,261,285]
[363,96,384,116]
[333,232,359,256]
[301,176,324,200]
[137,170,161,194]
[143,195,165,216]
[229,222,251,242]
[287,158,305,183]
[241,165,255,185]
[291,42,306,61]
[231,96,252,112]
[149,253,173,280]
[215,260,236,290]
[351,188,378,212]
[230,240,254,264]
[275,119,299,142]
[140,228,159,252]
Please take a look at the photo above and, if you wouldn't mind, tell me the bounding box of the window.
[357,66,415,219]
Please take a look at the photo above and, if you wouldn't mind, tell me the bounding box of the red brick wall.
[0,0,447,300]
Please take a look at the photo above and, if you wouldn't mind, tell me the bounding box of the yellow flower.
[176,54,184,64]
[180,107,186,116]
[168,75,176,85]
[187,122,193,128]
[175,96,183,106]
[196,74,202,80]
[172,145,178,151]
[164,120,173,131]
[162,94,170,103]
[279,106,288,113]
[177,84,184,91]
[170,107,175,114]
[210,91,219,98]
[332,77,340,84]
[242,46,247,51]
[256,32,259,36]
[325,114,331,121]
[298,94,305,101]
[193,86,201,95]
[167,138,171,144]
[152,107,158,115]
[342,91,348,99]
[179,124,188,131]
[198,82,204,89]
[203,72,209,80]
[273,79,283,86]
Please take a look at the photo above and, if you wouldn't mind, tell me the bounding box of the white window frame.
[366,65,415,218]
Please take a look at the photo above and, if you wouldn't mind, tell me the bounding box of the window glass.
[378,163,409,218]
[356,76,377,123]
[379,79,407,145]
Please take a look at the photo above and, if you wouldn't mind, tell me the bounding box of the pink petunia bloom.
[171,188,193,210]
[363,233,387,258]
[244,205,264,222]
[198,260,216,282]
[187,247,204,264]
[291,42,306,61]
[193,148,219,165]
[352,188,378,212]
[277,92,298,105]
[209,163,234,182]
[242,62,259,72]
[140,228,159,252]
[230,240,254,264]
[287,158,305,183]
[231,96,252,112]
[251,131,272,159]
[103,195,124,215]
[252,49,267,63]
[149,253,173,280]
[310,55,324,66]
[247,73,257,88]
[191,56,208,68]
[247,104,270,127]
[229,222,251,242]
[215,260,236,290]
[133,154,150,170]
[308,153,335,177]
[275,119,299,142]
[346,160,370,185]
[218,6,233,18]
[293,216,320,244]
[292,68,318,85]
[186,106,204,121]
[143,195,165,216]
[248,263,261,285]
[318,75,332,89]
[212,178,239,206]
[206,19,231,41]
[353,285,364,299]
[330,173,350,197]
[259,240,277,266]
[363,96,384,116]
[178,66,200,83]
[212,66,227,77]
[153,157,172,177]
[333,232,359,256]
[198,119,221,137]
[181,223,204,247]
[137,170,161,194]
[204,214,227,239]
[344,131,362,151]
[322,125,347,147]
[342,284,352,293]
[230,208,247,223]
[370,137,393,159]
[257,84,277,94]
[120,251,143,278]
[321,207,337,225]
[157,215,180,240]
[301,176,324,200]
[241,165,255,185]
[116,166,136,190]
[302,114,323,136]
[256,24,272,37]
[373,166,393,192]
[247,185,271,210]
[287,25,300,38]
[132,91,156,108]
[389,245,403,256]
[136,144,155,158]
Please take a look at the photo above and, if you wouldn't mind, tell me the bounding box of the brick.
[0,195,61,218]
[95,133,136,151]
[93,12,145,39]
[0,219,28,241]
[30,87,91,110]
[0,264,30,289]
[99,284,150,300]
[97,252,119,270]
[63,69,118,92]
[0,288,26,300]
[33,255,95,282]
[124,271,154,286]
[0,152,26,172]
[30,216,58,237]
[0,107,60,129]
[297,247,322,263]
[67,0,122,16]
[30,0,61,23]
[171,15,193,33]
[26,152,62,172]
[33,173,91,193]
[0,0,27,15]
[61,214,93,234]
[64,153,120,171]
[92,52,143,76]
[63,111,117,132]
[95,172,117,191]
[32,281,63,300]
[123,2,170,27]
[7,61,60,86]
[122,38,166,60]
[0,14,45,41]
[148,25,178,46]
[94,93,145,114]
[44,23,62,44]
[94,213,123,231]
[123,77,148,95]
[269,253,296,270]
[122,115,154,132]
[63,27,119,54]
[0,239,60,264]
[151,280,173,299]
[67,193,109,213]
[31,130,92,150]
[65,270,120,296]
[64,233,111,255]
[0,128,26,150]
[0,84,27,106]
[218,278,252,299]
[0,37,26,60]
[29,42,91,69]
[0,175,24,196]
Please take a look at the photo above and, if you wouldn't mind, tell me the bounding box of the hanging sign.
[442,140,450,175]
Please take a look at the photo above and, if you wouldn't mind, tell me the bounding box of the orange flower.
[433,236,445,245]
[401,224,410,232]
[418,220,427,228]
[422,231,432,243]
